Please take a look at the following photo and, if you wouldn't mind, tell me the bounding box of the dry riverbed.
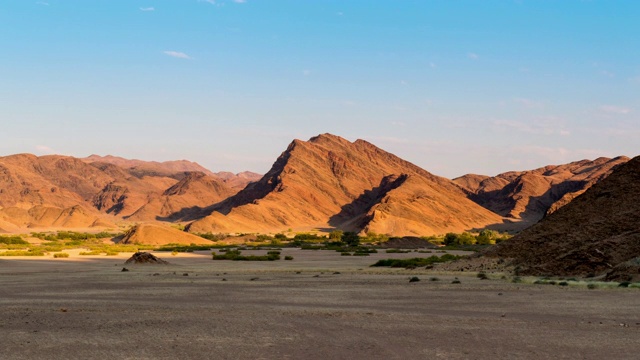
[1,249,639,359]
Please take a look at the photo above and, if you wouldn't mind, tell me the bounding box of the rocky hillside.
[454,157,629,223]
[188,134,505,235]
[484,155,640,279]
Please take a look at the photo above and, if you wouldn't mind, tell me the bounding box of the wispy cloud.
[599,105,632,115]
[493,119,569,136]
[467,52,479,60]
[35,145,55,154]
[233,0,246,3]
[36,1,49,5]
[163,51,191,59]
[140,7,155,11]
[513,97,543,109]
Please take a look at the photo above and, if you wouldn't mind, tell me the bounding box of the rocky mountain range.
[0,134,631,236]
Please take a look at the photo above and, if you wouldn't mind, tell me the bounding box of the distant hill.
[188,134,505,236]
[0,153,240,229]
[453,156,629,224]
[485,155,640,280]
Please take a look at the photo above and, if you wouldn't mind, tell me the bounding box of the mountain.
[214,171,263,191]
[0,154,238,229]
[485,155,640,279]
[83,155,216,178]
[187,134,506,236]
[453,156,629,223]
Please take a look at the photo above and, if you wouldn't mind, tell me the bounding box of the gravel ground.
[1,249,639,359]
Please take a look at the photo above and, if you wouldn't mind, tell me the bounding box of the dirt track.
[1,249,639,359]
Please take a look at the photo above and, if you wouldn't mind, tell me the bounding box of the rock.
[124,252,169,265]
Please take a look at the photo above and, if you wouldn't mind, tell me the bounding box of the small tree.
[329,230,344,241]
[444,233,459,245]
[341,232,360,247]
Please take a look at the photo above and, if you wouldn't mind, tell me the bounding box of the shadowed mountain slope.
[453,156,629,223]
[187,134,505,235]
[484,155,640,279]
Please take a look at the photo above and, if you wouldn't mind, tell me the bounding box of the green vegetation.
[0,236,29,245]
[371,254,463,268]
[284,255,293,260]
[196,232,227,241]
[212,249,280,261]
[53,252,70,258]
[439,230,511,247]
[385,249,411,253]
[30,231,120,241]
[0,249,45,256]
[409,276,420,282]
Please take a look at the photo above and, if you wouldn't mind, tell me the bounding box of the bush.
[341,252,352,256]
[371,254,463,268]
[558,281,569,286]
[386,249,410,253]
[451,279,461,284]
[284,255,293,260]
[53,252,69,258]
[409,276,420,283]
[618,281,631,288]
[587,283,597,290]
[0,236,28,245]
[477,272,489,280]
[212,249,280,261]
[341,232,360,247]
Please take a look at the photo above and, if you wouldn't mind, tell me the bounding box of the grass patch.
[0,236,29,245]
[0,249,46,256]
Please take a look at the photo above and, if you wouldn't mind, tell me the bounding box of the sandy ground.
[1,249,639,360]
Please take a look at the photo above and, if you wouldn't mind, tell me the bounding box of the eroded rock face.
[124,252,169,265]
[485,156,640,278]
[188,133,504,236]
[453,156,629,223]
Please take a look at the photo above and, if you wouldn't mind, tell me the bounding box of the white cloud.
[233,0,246,3]
[36,1,49,5]
[163,51,191,59]
[513,97,543,109]
[140,7,155,11]
[35,145,54,154]
[493,119,569,136]
[599,105,632,115]
[467,52,479,60]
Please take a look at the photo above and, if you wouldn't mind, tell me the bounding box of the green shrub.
[371,254,463,268]
[284,255,293,260]
[409,276,420,282]
[451,279,461,284]
[558,281,568,286]
[477,272,489,280]
[341,252,352,256]
[0,236,28,245]
[0,249,46,256]
[511,276,522,283]
[587,283,597,290]
[618,281,631,288]
[53,252,70,258]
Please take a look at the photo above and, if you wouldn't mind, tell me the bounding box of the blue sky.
[0,1,638,178]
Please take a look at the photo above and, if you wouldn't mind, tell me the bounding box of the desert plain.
[2,249,639,360]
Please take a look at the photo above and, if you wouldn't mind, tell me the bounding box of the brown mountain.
[83,154,216,178]
[214,171,262,191]
[187,134,505,235]
[0,154,237,229]
[453,156,629,224]
[485,155,640,279]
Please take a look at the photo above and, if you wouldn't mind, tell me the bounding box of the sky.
[0,1,638,178]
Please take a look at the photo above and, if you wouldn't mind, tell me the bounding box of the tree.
[329,230,343,240]
[341,232,360,247]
